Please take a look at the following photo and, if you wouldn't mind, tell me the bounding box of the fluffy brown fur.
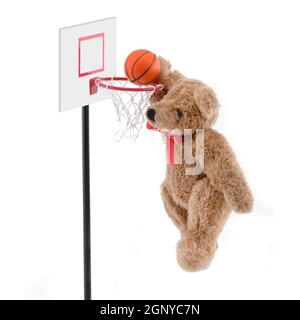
[147,57,253,271]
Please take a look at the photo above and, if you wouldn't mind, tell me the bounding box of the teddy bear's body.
[147,58,253,271]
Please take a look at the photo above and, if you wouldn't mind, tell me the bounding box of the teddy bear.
[146,57,254,271]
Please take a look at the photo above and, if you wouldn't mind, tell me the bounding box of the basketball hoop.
[90,77,163,141]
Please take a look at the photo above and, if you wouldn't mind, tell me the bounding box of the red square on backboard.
[78,33,105,77]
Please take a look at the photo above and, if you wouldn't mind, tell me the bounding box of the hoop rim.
[93,76,163,92]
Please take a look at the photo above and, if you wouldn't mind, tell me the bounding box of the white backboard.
[59,18,116,112]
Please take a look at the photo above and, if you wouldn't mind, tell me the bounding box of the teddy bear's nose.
[147,108,156,122]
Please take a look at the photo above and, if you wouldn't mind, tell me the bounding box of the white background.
[0,0,298,300]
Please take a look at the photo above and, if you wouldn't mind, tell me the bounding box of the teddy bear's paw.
[176,237,217,272]
[231,195,254,214]
[225,189,254,214]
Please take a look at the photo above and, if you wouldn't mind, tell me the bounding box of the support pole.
[82,105,91,300]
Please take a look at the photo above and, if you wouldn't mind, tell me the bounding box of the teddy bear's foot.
[176,236,217,272]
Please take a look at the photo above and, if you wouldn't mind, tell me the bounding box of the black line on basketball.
[133,53,157,83]
[130,50,149,82]
[137,66,160,85]
[125,50,148,81]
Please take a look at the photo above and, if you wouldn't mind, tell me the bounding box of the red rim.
[95,77,163,92]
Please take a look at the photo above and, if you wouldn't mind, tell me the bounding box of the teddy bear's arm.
[149,56,185,104]
[205,130,254,213]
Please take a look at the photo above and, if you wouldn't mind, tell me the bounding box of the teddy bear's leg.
[161,183,188,233]
[176,178,230,272]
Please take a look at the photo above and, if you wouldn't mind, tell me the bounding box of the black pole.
[82,105,91,300]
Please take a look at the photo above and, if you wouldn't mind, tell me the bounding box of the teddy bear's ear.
[193,84,220,126]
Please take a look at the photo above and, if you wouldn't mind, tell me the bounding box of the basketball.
[124,49,160,85]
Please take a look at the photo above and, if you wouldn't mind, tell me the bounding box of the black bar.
[82,105,91,300]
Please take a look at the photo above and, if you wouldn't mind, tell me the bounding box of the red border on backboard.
[78,33,105,78]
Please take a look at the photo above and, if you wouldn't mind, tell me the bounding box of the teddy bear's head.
[146,58,220,132]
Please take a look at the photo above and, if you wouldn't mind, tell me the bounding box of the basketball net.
[90,77,163,141]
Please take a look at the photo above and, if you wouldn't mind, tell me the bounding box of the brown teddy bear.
[146,57,254,271]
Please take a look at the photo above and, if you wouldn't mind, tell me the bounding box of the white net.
[99,79,158,142]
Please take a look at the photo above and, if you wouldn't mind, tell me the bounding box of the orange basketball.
[124,49,160,85]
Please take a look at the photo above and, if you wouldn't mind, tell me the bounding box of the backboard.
[59,17,116,112]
